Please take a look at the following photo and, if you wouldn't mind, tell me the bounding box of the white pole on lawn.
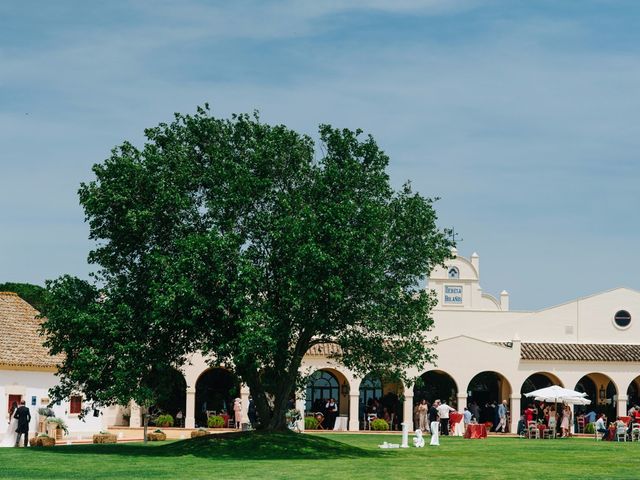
[401,422,409,448]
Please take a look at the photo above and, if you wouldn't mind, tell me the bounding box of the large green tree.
[41,107,453,431]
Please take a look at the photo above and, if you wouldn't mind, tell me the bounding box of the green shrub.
[584,422,595,434]
[304,416,319,430]
[371,419,389,431]
[155,414,174,427]
[208,415,225,428]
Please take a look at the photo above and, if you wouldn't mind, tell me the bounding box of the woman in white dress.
[1,401,19,447]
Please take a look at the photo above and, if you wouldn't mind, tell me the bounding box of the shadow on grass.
[35,431,378,461]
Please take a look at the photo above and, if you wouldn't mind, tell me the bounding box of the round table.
[464,424,487,439]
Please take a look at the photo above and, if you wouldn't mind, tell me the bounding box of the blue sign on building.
[444,285,463,304]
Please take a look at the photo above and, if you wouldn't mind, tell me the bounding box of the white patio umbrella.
[524,385,588,404]
[525,385,591,418]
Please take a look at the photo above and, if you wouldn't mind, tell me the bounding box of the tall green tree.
[41,107,453,431]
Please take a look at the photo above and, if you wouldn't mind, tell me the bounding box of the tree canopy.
[41,106,453,430]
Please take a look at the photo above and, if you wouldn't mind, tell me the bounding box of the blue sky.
[1,0,639,310]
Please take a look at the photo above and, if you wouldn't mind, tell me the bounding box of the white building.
[4,248,640,435]
[0,292,105,443]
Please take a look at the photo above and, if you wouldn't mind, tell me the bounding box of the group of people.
[517,402,573,438]
[311,397,339,429]
[1,401,31,448]
[415,398,510,435]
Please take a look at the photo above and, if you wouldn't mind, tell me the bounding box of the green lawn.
[1,432,639,479]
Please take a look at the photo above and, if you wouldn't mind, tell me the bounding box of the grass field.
[1,432,639,479]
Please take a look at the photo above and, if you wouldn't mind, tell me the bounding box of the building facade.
[3,248,640,437]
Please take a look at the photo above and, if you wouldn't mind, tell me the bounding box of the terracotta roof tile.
[520,342,640,362]
[306,343,342,356]
[0,292,61,369]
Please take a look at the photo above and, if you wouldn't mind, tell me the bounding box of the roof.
[520,342,640,362]
[306,343,342,356]
[0,292,60,369]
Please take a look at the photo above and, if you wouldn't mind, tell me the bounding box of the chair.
[314,412,325,430]
[366,414,377,430]
[631,423,640,441]
[527,422,539,439]
[576,415,585,433]
[227,417,235,429]
[616,424,628,442]
[593,423,602,441]
[543,419,556,439]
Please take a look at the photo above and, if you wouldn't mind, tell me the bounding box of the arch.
[305,368,351,417]
[467,371,512,425]
[414,370,458,407]
[149,367,187,423]
[520,372,563,396]
[627,377,640,409]
[574,373,617,420]
[519,372,562,419]
[357,372,404,429]
[195,367,240,427]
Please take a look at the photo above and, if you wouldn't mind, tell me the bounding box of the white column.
[402,393,414,432]
[617,394,628,418]
[185,388,196,429]
[456,393,467,411]
[569,404,575,434]
[509,394,521,434]
[296,394,306,432]
[348,394,360,431]
[240,385,250,426]
[129,400,141,428]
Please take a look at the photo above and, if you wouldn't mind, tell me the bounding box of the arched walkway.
[305,368,351,429]
[149,367,187,425]
[520,372,563,407]
[467,371,512,426]
[575,373,617,420]
[627,377,640,409]
[195,368,239,428]
[357,372,404,430]
[414,370,457,407]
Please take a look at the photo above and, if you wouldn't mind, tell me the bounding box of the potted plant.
[155,414,174,428]
[93,430,117,444]
[146,429,167,441]
[304,416,319,430]
[371,419,390,431]
[207,415,224,428]
[37,407,55,433]
[46,417,69,440]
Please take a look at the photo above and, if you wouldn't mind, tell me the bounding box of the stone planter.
[146,432,167,441]
[93,433,117,444]
[30,436,56,447]
[190,429,210,438]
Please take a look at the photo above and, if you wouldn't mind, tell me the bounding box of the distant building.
[0,292,104,442]
[4,248,640,435]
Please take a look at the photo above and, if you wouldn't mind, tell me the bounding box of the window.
[70,395,83,415]
[448,267,459,279]
[305,371,339,413]
[614,310,631,329]
[7,394,21,413]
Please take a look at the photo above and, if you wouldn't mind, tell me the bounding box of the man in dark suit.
[14,400,31,447]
